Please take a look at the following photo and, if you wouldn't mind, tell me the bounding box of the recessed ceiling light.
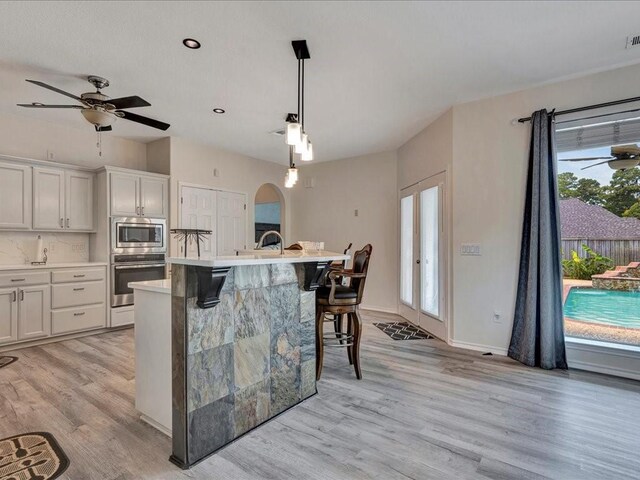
[213,108,225,114]
[183,38,201,49]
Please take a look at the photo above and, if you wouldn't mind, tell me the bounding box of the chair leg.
[346,313,354,365]
[315,306,325,381]
[335,314,344,344]
[352,310,363,380]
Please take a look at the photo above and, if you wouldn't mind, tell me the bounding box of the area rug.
[0,432,69,480]
[0,356,18,369]
[374,322,433,340]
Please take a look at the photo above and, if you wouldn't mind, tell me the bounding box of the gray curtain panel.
[508,109,568,370]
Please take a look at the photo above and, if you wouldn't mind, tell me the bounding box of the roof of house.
[559,198,640,240]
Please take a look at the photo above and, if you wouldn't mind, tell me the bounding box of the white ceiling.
[2,1,640,165]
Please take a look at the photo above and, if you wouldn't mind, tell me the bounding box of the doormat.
[0,432,69,480]
[0,356,17,369]
[374,322,433,340]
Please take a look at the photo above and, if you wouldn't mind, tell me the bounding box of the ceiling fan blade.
[107,96,151,109]
[116,110,170,131]
[17,103,84,109]
[559,157,614,162]
[25,79,83,102]
[95,125,112,132]
[581,159,614,170]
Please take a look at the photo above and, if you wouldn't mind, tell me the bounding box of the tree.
[602,168,640,216]
[557,172,603,205]
[623,201,640,219]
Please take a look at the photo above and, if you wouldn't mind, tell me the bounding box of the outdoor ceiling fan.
[560,144,640,171]
[17,75,170,132]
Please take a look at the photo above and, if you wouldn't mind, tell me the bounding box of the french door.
[399,172,447,340]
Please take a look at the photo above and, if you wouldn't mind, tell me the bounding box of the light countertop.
[129,279,171,294]
[168,250,349,268]
[0,261,108,271]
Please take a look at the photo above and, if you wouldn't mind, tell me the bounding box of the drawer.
[52,304,106,335]
[51,268,105,284]
[0,271,49,288]
[111,306,134,327]
[52,280,105,309]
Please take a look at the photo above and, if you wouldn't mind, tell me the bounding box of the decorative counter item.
[170,229,212,258]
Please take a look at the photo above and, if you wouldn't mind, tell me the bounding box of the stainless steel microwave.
[111,217,166,254]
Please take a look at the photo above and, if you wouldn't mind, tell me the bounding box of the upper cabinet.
[0,162,32,229]
[110,172,168,218]
[33,167,94,231]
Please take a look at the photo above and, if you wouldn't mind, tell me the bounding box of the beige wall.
[168,136,291,255]
[255,184,282,204]
[0,112,147,170]
[449,62,640,353]
[290,151,398,312]
[146,137,171,175]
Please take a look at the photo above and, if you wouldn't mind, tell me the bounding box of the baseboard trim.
[448,340,508,356]
[0,325,133,353]
[567,358,640,381]
[360,305,398,314]
[140,414,172,437]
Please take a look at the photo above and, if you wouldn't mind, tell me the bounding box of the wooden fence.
[561,239,640,267]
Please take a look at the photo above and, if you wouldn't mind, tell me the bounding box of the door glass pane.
[420,186,439,317]
[400,195,414,305]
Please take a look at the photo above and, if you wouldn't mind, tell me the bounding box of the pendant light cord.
[301,59,305,130]
[297,59,301,125]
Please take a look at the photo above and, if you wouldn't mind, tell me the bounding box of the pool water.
[564,288,640,329]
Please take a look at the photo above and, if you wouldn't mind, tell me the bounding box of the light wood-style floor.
[1,310,640,480]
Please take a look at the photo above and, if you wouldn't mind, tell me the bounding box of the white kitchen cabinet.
[110,172,140,217]
[0,288,18,345]
[140,176,167,218]
[17,284,51,341]
[0,162,32,230]
[33,167,65,230]
[33,167,95,231]
[110,172,168,218]
[65,170,94,230]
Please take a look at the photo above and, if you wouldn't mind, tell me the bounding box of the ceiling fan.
[17,75,170,132]
[559,144,640,171]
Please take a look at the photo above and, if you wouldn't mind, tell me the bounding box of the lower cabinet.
[0,288,19,344]
[0,266,108,348]
[18,285,51,341]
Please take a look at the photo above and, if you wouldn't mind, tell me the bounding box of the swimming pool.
[564,288,640,329]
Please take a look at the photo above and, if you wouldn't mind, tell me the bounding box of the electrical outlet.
[72,244,86,252]
[354,209,359,217]
[46,149,55,161]
[493,311,502,324]
[213,168,219,177]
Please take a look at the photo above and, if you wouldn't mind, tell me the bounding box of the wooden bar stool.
[315,244,372,380]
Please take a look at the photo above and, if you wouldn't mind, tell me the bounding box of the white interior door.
[179,185,216,257]
[398,172,447,340]
[217,191,247,255]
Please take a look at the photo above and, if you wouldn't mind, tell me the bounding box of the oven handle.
[114,263,166,270]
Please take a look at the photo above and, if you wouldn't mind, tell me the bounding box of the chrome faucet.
[256,230,284,254]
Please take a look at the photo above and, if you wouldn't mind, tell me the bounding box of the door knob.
[416,260,420,264]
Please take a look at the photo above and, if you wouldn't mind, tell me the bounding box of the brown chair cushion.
[316,285,358,300]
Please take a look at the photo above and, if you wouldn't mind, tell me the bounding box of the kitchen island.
[168,251,348,469]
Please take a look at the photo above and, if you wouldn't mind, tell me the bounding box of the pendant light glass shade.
[301,139,313,161]
[295,133,308,154]
[286,122,302,146]
[288,167,299,184]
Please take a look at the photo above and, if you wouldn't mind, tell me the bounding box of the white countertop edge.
[129,279,171,294]
[168,251,349,268]
[0,261,109,271]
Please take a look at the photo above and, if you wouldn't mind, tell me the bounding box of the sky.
[557,145,616,185]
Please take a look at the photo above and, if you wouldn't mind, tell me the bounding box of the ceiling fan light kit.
[284,39,314,188]
[560,143,640,171]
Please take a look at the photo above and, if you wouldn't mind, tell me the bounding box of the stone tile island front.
[169,251,348,469]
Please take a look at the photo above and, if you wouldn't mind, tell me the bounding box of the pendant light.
[284,40,313,183]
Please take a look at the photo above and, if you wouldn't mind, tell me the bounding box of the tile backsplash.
[0,232,90,265]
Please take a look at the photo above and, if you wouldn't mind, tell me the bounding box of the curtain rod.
[517,95,640,123]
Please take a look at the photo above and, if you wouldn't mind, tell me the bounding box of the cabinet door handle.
[60,218,64,228]
[66,218,70,228]
[73,287,85,292]
[12,291,16,302]
[74,312,85,317]
[11,278,25,282]
[20,290,24,301]
[141,206,145,216]
[73,274,86,278]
